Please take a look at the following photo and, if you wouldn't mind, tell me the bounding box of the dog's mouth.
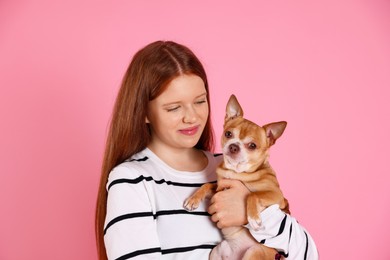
[224,156,248,173]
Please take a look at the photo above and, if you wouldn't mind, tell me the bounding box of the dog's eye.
[225,131,233,138]
[248,143,257,150]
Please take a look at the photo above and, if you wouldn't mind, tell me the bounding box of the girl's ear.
[145,116,150,123]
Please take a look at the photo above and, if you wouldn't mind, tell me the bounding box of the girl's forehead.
[156,74,206,103]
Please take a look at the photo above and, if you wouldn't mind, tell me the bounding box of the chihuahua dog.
[184,94,290,260]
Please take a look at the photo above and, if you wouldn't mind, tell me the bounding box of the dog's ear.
[263,121,287,146]
[225,94,243,122]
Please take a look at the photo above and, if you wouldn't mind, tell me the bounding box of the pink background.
[1,1,389,259]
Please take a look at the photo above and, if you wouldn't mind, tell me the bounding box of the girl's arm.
[208,179,319,259]
[207,178,250,228]
[104,166,161,260]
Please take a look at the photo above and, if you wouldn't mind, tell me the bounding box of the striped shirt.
[104,148,318,260]
[248,204,319,259]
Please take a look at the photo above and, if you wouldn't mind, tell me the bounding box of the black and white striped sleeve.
[104,165,161,260]
[246,204,319,260]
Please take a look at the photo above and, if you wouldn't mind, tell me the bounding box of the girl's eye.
[167,106,180,112]
[195,100,206,105]
[225,131,233,138]
[248,143,257,150]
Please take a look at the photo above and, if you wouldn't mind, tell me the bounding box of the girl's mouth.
[178,125,200,136]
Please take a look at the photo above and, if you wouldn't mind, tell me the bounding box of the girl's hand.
[207,179,250,229]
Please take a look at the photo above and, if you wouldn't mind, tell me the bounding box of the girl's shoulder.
[108,149,154,183]
[107,149,224,186]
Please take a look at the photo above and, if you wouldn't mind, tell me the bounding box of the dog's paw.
[248,215,262,231]
[183,197,200,211]
[247,195,266,231]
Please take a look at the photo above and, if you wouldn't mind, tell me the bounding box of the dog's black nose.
[229,143,240,154]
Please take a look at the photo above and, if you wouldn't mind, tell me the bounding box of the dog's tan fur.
[184,95,289,259]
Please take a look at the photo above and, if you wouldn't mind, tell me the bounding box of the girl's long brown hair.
[95,41,215,260]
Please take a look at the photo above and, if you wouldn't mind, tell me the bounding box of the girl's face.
[146,74,209,151]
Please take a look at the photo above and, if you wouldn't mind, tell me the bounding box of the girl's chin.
[180,141,200,149]
[177,136,201,148]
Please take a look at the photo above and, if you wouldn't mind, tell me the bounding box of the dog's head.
[221,95,287,173]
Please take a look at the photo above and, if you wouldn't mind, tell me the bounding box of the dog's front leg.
[246,190,285,230]
[184,183,217,211]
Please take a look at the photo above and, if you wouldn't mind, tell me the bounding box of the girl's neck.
[147,144,208,172]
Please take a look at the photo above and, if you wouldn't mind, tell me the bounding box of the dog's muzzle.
[229,143,240,154]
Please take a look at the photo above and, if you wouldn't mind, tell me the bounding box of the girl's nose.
[183,106,197,123]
